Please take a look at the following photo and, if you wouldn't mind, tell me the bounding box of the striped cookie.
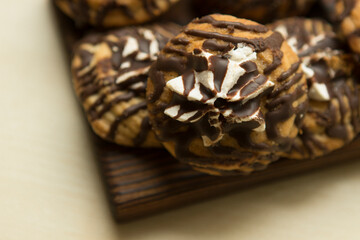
[72,23,181,147]
[270,18,360,158]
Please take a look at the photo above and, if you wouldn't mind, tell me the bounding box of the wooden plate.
[53,1,360,222]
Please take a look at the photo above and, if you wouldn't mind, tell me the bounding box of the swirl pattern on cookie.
[270,18,360,158]
[72,23,181,147]
[147,14,308,175]
[55,0,179,27]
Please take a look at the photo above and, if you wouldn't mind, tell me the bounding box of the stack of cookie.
[56,0,360,175]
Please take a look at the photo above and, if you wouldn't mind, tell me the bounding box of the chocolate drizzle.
[266,84,307,141]
[107,101,148,140]
[263,32,284,74]
[171,38,190,46]
[276,62,301,82]
[193,15,269,33]
[185,29,283,53]
[185,29,285,75]
[202,39,234,53]
[147,67,166,103]
[228,62,261,96]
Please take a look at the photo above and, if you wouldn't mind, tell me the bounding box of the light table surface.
[1,1,360,239]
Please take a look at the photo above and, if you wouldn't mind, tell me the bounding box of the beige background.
[1,1,360,239]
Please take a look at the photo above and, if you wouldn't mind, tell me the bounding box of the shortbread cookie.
[55,0,179,27]
[270,18,360,158]
[147,14,308,175]
[72,23,181,147]
[321,0,360,54]
[194,0,316,24]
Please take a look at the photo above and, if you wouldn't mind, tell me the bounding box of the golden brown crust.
[55,0,179,27]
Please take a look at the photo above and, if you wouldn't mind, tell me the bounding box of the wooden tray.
[53,1,360,222]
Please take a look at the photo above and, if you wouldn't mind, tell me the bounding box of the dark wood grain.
[53,1,360,222]
[94,134,360,222]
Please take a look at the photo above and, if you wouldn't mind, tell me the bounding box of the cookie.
[147,14,308,175]
[55,0,180,27]
[72,23,181,147]
[321,0,360,54]
[270,18,360,159]
[194,0,316,24]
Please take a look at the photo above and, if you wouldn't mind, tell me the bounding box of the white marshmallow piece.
[164,105,180,118]
[122,37,139,57]
[308,82,330,101]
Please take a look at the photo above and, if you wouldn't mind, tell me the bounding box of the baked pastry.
[72,23,181,147]
[147,14,308,175]
[270,18,360,159]
[194,0,316,24]
[321,0,360,54]
[55,0,179,27]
